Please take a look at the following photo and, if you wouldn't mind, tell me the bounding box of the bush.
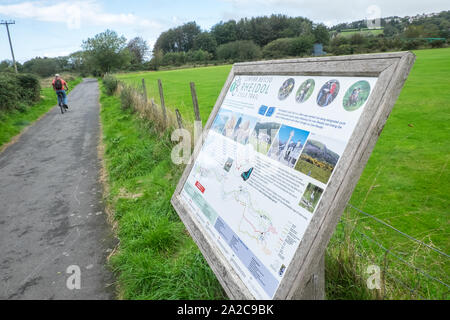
[186,49,212,64]
[0,73,20,111]
[402,40,421,50]
[430,40,446,48]
[263,38,293,59]
[330,35,349,47]
[349,33,367,46]
[332,44,353,55]
[120,85,134,111]
[290,36,315,56]
[0,72,40,112]
[103,75,119,96]
[162,52,187,66]
[17,73,40,103]
[216,40,262,62]
[263,36,314,59]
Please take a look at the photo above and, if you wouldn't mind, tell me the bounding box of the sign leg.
[293,255,325,300]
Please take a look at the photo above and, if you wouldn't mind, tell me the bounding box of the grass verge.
[99,82,227,300]
[0,77,82,149]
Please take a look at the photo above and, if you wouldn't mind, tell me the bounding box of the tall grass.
[99,83,227,299]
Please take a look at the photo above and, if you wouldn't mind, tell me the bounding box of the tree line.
[150,15,329,68]
[0,11,448,77]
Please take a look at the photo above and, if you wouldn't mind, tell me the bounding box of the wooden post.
[190,82,203,145]
[190,82,201,122]
[293,255,325,300]
[175,109,183,129]
[158,79,168,125]
[151,98,156,111]
[141,78,148,104]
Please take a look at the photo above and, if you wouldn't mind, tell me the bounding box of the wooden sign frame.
[171,52,415,300]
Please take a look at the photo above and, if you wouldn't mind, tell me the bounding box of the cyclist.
[52,74,69,110]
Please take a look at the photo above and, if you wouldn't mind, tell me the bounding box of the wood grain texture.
[158,79,168,125]
[171,52,416,300]
[190,82,201,122]
[141,78,148,104]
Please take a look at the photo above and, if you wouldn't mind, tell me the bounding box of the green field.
[338,28,384,37]
[116,65,232,125]
[115,48,449,299]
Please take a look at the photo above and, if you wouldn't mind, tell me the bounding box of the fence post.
[293,254,325,300]
[175,109,183,129]
[158,79,168,126]
[141,78,148,104]
[190,82,201,122]
[190,82,203,146]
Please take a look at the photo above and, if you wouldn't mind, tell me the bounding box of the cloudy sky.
[0,0,448,62]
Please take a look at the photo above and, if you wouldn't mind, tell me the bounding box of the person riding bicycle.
[52,74,69,109]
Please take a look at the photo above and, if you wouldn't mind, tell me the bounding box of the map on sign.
[180,75,378,299]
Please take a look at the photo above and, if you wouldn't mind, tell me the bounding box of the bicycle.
[57,91,68,114]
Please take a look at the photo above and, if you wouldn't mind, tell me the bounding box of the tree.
[193,32,217,54]
[153,22,201,53]
[211,20,238,45]
[67,51,90,75]
[149,50,164,70]
[263,36,314,59]
[127,37,149,65]
[216,40,261,62]
[384,24,399,37]
[22,57,59,77]
[82,30,130,74]
[313,24,330,45]
[404,25,425,38]
[422,23,440,38]
[179,22,202,51]
[0,60,16,73]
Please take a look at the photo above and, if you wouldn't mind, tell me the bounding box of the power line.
[0,20,18,73]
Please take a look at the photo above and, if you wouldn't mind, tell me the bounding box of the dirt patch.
[117,188,144,200]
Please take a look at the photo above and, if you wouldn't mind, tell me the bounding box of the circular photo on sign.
[317,80,340,107]
[278,78,295,100]
[295,79,315,104]
[343,80,371,111]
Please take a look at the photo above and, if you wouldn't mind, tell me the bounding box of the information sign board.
[171,52,415,299]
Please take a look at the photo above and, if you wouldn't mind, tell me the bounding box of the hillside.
[302,139,340,166]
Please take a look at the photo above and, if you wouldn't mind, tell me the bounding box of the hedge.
[0,72,41,112]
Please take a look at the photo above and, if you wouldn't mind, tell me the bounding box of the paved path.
[0,79,116,300]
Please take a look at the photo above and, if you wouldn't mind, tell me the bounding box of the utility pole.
[1,20,18,73]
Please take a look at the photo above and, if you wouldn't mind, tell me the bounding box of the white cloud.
[0,0,161,30]
[220,0,450,25]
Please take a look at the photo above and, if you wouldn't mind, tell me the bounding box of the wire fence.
[337,203,449,299]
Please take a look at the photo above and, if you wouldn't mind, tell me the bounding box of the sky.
[0,0,448,62]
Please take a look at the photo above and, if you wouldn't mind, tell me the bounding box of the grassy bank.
[0,77,82,149]
[99,83,227,299]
